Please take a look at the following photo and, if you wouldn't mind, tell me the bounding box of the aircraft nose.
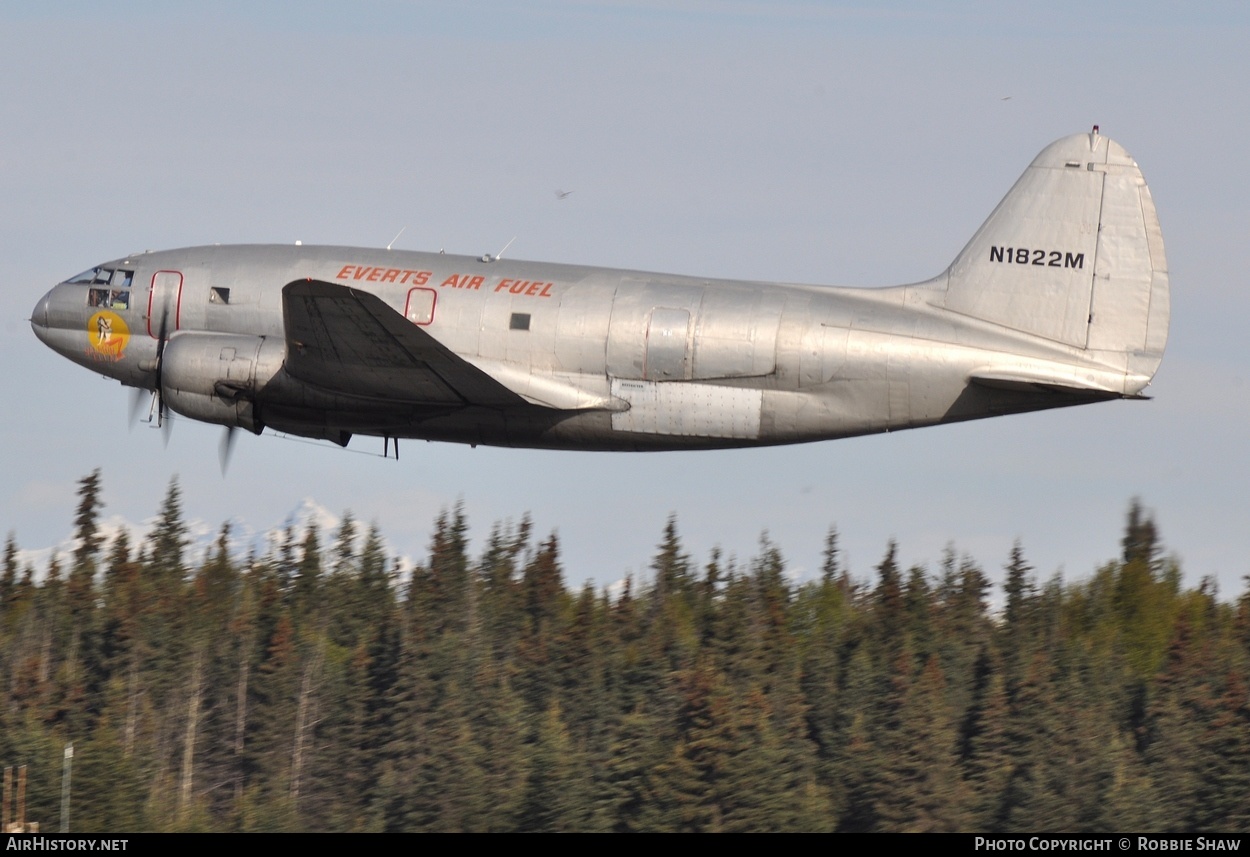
[30,289,52,340]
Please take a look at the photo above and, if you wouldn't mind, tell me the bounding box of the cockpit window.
[73,266,134,309]
[68,266,133,288]
[68,267,103,284]
[89,288,131,309]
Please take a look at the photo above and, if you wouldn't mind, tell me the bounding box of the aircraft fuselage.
[31,132,1168,453]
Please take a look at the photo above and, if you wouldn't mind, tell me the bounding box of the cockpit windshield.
[67,267,133,288]
[69,266,134,310]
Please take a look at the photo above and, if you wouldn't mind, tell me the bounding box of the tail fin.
[943,129,1169,385]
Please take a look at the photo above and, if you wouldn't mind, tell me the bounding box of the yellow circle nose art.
[87,310,130,361]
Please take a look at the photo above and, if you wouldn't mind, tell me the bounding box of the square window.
[89,288,130,310]
[510,313,531,331]
[210,287,231,304]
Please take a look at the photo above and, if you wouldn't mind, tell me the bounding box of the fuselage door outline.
[147,270,184,338]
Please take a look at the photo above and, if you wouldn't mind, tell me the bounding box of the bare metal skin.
[32,130,1167,454]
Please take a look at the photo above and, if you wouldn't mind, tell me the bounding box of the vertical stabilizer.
[943,130,1169,383]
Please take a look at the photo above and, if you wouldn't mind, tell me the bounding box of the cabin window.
[405,287,436,326]
[210,287,231,305]
[510,313,531,331]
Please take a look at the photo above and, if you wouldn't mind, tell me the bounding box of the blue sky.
[4,1,1248,595]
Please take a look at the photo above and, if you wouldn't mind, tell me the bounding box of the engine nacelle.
[160,333,284,432]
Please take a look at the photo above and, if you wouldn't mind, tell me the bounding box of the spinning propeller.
[134,305,241,473]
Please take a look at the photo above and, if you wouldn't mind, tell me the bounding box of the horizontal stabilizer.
[968,370,1138,400]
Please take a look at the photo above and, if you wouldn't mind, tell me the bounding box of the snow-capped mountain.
[12,497,413,582]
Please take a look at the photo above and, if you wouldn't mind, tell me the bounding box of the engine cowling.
[160,333,284,432]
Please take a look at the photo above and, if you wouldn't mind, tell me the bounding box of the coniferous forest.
[1,471,1248,833]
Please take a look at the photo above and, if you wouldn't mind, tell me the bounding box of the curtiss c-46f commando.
[32,129,1168,464]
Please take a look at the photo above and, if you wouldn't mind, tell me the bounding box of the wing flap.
[465,357,628,411]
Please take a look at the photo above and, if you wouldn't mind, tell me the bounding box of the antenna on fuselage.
[386,226,407,251]
[481,236,516,263]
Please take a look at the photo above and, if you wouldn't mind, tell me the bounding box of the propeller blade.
[128,386,145,429]
[154,306,171,430]
[219,426,237,474]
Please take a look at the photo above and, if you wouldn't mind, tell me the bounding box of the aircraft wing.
[281,279,526,407]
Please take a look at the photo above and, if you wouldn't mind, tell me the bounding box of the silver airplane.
[31,129,1168,461]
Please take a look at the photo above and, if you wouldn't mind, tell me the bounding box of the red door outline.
[147,270,184,338]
